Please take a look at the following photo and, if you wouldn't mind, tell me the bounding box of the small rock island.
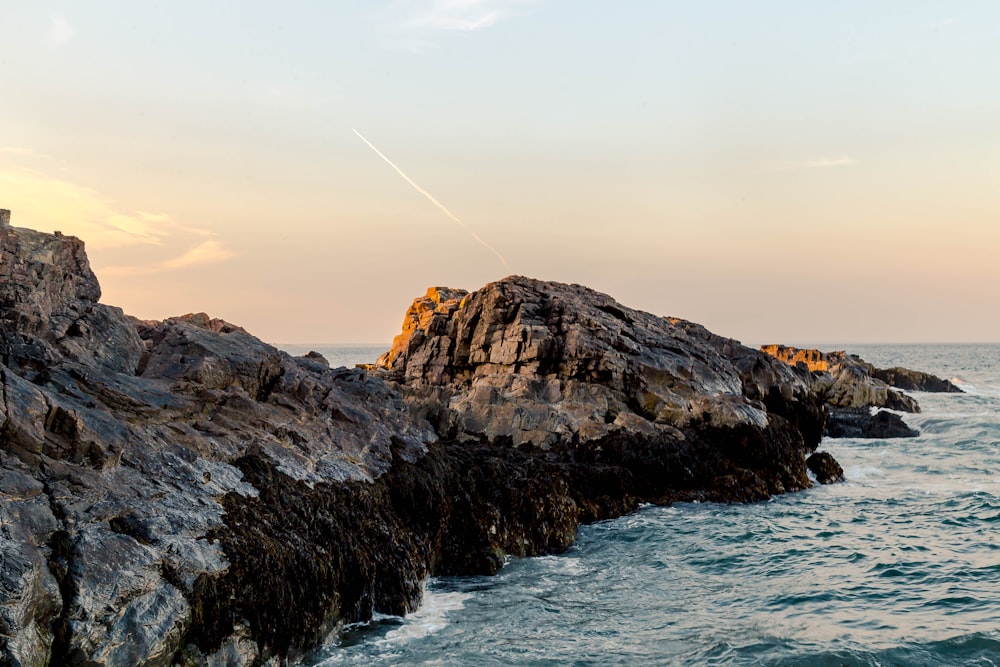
[0,210,958,665]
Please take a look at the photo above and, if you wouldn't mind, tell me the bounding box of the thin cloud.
[386,0,537,37]
[804,157,856,168]
[161,240,235,269]
[102,241,235,276]
[0,166,170,247]
[929,18,960,29]
[0,164,232,278]
[43,13,76,48]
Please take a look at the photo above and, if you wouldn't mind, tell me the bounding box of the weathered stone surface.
[1,213,952,666]
[870,366,963,393]
[376,278,825,448]
[0,215,435,665]
[761,344,959,439]
[825,406,920,439]
[806,451,845,484]
[371,276,838,505]
[761,345,923,415]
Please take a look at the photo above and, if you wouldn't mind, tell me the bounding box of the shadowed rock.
[825,406,920,439]
[761,344,958,439]
[4,212,948,666]
[806,451,845,484]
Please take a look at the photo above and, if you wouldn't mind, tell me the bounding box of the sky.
[1,1,998,345]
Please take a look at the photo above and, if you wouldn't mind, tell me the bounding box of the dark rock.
[5,212,946,665]
[825,407,920,439]
[806,451,845,484]
[760,345,959,438]
[870,366,963,393]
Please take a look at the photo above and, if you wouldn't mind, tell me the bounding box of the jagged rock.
[372,276,834,503]
[761,345,922,415]
[825,406,919,439]
[870,366,963,393]
[1,212,947,666]
[760,344,960,438]
[806,451,845,484]
[0,214,434,665]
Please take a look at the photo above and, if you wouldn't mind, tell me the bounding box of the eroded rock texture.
[761,344,960,439]
[1,211,952,666]
[0,215,433,665]
[372,277,834,502]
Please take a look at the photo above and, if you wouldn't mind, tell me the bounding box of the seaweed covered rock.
[806,451,845,484]
[0,213,436,665]
[5,211,947,666]
[372,277,834,502]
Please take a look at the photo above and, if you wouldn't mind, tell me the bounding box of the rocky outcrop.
[825,406,920,439]
[870,366,963,393]
[1,210,956,666]
[806,451,845,484]
[0,214,436,665]
[761,344,959,439]
[371,278,835,502]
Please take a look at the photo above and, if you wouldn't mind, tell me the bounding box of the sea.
[287,343,1000,667]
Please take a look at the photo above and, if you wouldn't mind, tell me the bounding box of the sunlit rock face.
[375,276,826,448]
[4,210,949,666]
[761,344,961,438]
[373,275,831,498]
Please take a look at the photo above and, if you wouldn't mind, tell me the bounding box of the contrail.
[352,128,510,271]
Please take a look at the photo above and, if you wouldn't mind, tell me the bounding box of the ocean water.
[277,344,388,369]
[302,344,1000,667]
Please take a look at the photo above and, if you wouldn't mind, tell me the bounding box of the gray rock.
[0,213,952,665]
[0,214,435,665]
[374,278,825,456]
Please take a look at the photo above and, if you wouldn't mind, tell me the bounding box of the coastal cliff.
[0,211,946,665]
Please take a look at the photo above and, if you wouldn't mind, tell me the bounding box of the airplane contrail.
[352,128,510,271]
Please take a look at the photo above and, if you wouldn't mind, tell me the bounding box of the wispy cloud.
[929,18,960,29]
[0,163,234,276]
[102,240,236,276]
[0,165,170,247]
[803,157,856,168]
[382,0,538,48]
[161,240,235,270]
[43,12,76,48]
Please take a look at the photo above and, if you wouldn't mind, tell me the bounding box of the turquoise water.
[304,344,1000,666]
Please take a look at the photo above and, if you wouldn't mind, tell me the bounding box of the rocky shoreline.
[0,211,959,666]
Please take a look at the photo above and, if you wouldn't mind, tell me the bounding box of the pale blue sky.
[1,2,998,343]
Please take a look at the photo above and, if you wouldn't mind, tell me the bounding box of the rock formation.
[370,279,836,502]
[1,213,434,664]
[0,210,956,665]
[761,345,960,439]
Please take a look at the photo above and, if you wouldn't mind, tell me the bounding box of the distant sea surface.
[276,344,388,369]
[300,344,1000,667]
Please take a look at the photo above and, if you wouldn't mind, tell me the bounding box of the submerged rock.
[806,451,845,484]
